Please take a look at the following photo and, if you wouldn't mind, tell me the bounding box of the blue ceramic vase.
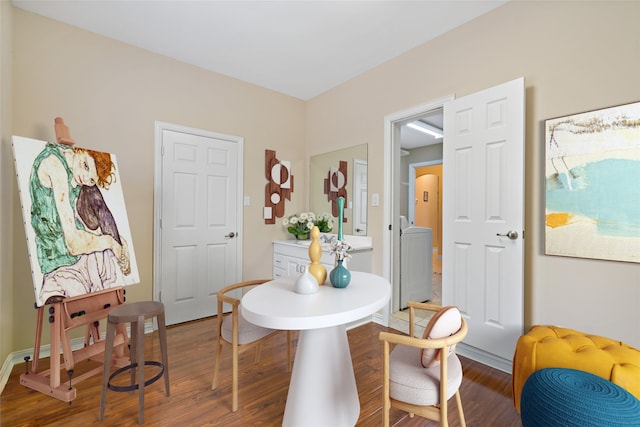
[330,259,351,288]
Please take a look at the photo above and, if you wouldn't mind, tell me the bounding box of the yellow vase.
[307,226,327,286]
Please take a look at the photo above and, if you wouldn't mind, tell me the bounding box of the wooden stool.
[99,301,170,424]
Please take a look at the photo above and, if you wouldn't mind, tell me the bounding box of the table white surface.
[241,271,391,427]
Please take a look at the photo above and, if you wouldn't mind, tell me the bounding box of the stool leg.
[136,314,145,424]
[99,319,116,421]
[129,321,137,395]
[157,309,170,396]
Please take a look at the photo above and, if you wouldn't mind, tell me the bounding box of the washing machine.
[400,225,432,310]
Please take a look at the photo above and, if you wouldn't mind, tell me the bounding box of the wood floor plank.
[0,318,521,426]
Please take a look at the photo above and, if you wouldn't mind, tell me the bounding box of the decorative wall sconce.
[324,160,348,221]
[264,149,293,224]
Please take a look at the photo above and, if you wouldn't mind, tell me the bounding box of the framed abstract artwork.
[545,101,640,263]
[12,136,140,306]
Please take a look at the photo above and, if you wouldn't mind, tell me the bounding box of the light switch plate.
[372,193,380,206]
[263,206,272,219]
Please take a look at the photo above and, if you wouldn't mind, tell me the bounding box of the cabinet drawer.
[273,266,286,279]
[273,254,286,269]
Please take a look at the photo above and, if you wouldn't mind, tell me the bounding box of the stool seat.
[521,368,640,427]
[99,301,170,424]
[108,301,165,323]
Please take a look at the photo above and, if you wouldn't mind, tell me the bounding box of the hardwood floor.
[0,318,522,426]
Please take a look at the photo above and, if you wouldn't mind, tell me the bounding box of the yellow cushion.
[512,325,640,413]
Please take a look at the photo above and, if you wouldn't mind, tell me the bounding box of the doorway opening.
[409,161,443,274]
[382,96,452,329]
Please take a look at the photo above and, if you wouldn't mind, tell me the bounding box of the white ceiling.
[12,0,507,101]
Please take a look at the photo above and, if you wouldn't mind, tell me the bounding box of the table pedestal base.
[283,324,359,427]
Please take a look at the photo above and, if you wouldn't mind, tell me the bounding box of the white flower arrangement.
[283,212,333,237]
[331,239,353,261]
[314,212,334,233]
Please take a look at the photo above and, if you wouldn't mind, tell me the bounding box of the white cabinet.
[273,241,335,281]
[273,237,372,284]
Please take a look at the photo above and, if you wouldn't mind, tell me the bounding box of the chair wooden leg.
[455,390,466,427]
[211,337,223,390]
[382,340,390,427]
[440,350,449,427]
[232,340,239,412]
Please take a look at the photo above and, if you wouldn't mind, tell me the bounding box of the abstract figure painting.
[12,136,140,306]
[545,101,640,263]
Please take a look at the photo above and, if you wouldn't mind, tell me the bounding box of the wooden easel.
[20,288,130,402]
[19,118,130,402]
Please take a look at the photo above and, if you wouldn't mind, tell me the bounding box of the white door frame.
[383,96,453,317]
[408,159,442,226]
[153,121,244,304]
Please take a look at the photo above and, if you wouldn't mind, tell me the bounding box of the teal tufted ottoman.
[520,368,640,427]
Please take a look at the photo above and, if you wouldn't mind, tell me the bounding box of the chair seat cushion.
[390,344,463,406]
[221,313,275,345]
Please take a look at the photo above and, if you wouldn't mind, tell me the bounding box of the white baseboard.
[0,322,154,395]
[456,342,513,374]
[371,312,385,325]
[0,353,13,395]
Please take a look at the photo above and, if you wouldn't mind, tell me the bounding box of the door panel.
[160,128,240,325]
[443,77,525,368]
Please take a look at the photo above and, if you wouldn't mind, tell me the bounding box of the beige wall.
[7,8,305,352]
[1,1,14,366]
[306,1,640,347]
[2,1,639,361]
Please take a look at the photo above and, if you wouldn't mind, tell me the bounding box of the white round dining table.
[241,271,391,427]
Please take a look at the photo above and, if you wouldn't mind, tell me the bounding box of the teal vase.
[330,259,351,288]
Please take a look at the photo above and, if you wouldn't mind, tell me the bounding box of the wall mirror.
[310,144,368,236]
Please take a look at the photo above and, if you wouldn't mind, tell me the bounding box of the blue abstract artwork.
[545,101,640,263]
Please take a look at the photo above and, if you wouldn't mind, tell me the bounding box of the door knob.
[496,230,518,240]
[225,232,236,239]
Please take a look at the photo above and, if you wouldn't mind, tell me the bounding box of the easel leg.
[50,302,62,388]
[31,305,44,374]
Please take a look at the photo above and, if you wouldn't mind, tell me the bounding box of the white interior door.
[155,124,242,325]
[353,159,368,236]
[443,77,525,372]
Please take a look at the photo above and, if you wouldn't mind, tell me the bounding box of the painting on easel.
[12,136,140,307]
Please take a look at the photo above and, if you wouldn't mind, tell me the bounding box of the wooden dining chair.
[211,279,292,412]
[379,302,468,427]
